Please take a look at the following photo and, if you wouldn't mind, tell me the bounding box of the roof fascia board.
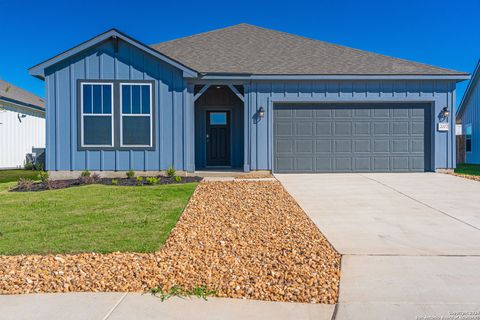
[456,60,480,119]
[200,74,470,81]
[0,99,45,117]
[29,29,198,79]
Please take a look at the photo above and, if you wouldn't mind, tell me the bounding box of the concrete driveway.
[276,173,480,319]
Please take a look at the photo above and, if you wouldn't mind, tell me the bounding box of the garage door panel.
[354,122,370,135]
[276,122,293,136]
[316,122,332,135]
[354,140,371,153]
[296,122,314,136]
[276,139,294,154]
[315,109,332,118]
[335,158,352,171]
[392,122,409,135]
[354,158,371,171]
[334,122,352,135]
[295,158,314,171]
[373,122,390,135]
[296,140,314,153]
[335,140,352,153]
[334,109,353,118]
[316,140,332,153]
[354,108,371,117]
[316,158,333,171]
[274,103,430,173]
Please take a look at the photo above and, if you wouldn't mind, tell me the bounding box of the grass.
[0,182,197,255]
[0,170,40,183]
[455,163,480,176]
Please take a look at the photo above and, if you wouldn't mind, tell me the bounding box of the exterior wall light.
[258,106,265,119]
[441,107,450,118]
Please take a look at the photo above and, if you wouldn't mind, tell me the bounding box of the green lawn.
[0,169,40,183]
[0,182,197,255]
[455,163,480,176]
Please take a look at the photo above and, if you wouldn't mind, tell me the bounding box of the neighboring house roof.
[152,23,468,77]
[29,29,198,79]
[457,60,480,120]
[0,80,45,114]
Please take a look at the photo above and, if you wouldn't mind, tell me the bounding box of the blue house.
[29,24,468,177]
[457,60,480,164]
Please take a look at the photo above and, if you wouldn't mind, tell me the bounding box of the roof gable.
[29,29,198,79]
[457,60,480,119]
[152,23,467,77]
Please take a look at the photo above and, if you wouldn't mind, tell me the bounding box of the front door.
[206,111,230,166]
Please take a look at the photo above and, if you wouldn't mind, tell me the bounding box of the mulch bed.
[10,176,203,192]
[0,181,340,304]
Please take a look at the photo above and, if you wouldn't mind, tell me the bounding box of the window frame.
[80,82,114,148]
[466,123,472,153]
[119,82,154,148]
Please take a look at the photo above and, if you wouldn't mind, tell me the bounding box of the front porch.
[193,84,248,171]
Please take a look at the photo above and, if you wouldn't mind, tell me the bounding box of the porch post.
[243,83,250,172]
[184,82,195,172]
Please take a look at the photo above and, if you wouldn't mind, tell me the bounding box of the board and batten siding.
[0,108,45,168]
[245,80,457,171]
[44,38,192,172]
[460,78,480,164]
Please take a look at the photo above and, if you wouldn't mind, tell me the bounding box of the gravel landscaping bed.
[446,172,480,182]
[235,171,273,179]
[0,181,340,303]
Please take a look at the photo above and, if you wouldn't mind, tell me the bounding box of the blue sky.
[1,0,478,106]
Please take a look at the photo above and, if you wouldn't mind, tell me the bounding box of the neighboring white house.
[0,79,45,169]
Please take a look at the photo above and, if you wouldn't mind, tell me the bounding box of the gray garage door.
[274,104,431,173]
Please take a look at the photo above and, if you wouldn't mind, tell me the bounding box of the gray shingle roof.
[152,24,466,76]
[0,80,45,110]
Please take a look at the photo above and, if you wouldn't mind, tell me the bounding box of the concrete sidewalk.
[0,293,335,320]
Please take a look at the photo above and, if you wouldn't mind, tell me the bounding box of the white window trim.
[466,123,473,153]
[80,82,114,148]
[119,83,153,148]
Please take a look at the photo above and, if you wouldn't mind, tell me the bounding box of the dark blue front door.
[206,111,230,166]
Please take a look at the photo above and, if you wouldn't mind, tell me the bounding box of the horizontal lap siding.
[247,80,456,170]
[45,39,186,171]
[461,80,480,164]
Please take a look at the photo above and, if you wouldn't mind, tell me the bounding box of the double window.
[466,124,472,153]
[79,81,154,149]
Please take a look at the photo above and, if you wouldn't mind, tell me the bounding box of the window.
[210,112,227,125]
[120,83,153,147]
[81,83,113,147]
[466,124,472,153]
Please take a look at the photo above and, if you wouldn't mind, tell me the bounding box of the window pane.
[210,112,227,125]
[466,139,472,152]
[141,85,150,114]
[466,125,472,136]
[122,85,131,114]
[83,115,112,146]
[92,85,102,114]
[122,116,150,146]
[83,85,92,114]
[102,85,112,114]
[132,85,141,114]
